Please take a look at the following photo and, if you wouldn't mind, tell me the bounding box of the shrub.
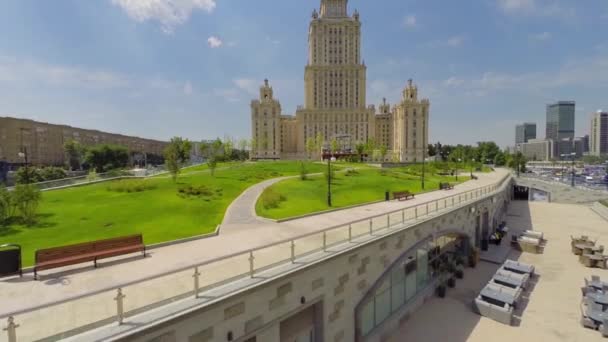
[87,169,98,182]
[0,186,10,224]
[107,180,157,193]
[15,167,43,184]
[11,184,41,225]
[177,185,215,198]
[39,167,67,181]
[260,189,287,209]
[300,162,308,180]
[345,168,359,177]
[105,169,132,178]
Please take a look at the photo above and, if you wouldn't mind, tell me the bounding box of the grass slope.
[0,161,329,266]
[256,168,470,220]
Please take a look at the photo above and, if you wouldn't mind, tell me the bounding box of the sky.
[0,0,607,148]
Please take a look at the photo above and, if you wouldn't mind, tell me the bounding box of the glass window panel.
[375,289,391,325]
[391,266,405,284]
[376,277,390,294]
[405,265,417,300]
[391,281,405,313]
[417,249,429,289]
[360,298,375,336]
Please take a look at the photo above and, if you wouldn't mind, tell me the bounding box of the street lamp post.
[421,149,426,190]
[471,158,475,178]
[327,156,332,207]
[19,128,29,184]
[456,158,461,181]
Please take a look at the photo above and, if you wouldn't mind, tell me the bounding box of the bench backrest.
[94,234,143,252]
[35,234,143,264]
[36,242,96,263]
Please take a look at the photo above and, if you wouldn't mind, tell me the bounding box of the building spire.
[319,0,348,18]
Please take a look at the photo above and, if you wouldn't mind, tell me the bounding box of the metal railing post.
[444,199,447,209]
[387,215,390,228]
[193,267,201,298]
[323,232,327,252]
[249,251,255,277]
[114,288,126,325]
[452,197,455,206]
[401,210,405,223]
[426,203,429,215]
[369,219,373,235]
[3,316,18,342]
[348,224,353,242]
[415,207,418,219]
[290,240,296,263]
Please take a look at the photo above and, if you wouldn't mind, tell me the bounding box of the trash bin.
[385,191,390,201]
[0,244,22,278]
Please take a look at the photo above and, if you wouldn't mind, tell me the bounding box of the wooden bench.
[439,182,454,190]
[393,191,414,201]
[34,234,145,280]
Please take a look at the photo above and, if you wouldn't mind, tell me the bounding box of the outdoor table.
[581,253,599,268]
[587,292,608,306]
[492,274,521,289]
[587,307,608,324]
[588,279,608,291]
[574,243,595,255]
[481,286,516,306]
[503,261,534,275]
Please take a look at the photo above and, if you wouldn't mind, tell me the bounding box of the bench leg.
[34,268,38,281]
[143,246,147,258]
[94,259,97,268]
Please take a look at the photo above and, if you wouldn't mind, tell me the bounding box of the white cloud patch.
[183,81,193,95]
[447,36,466,47]
[234,79,258,95]
[265,36,281,45]
[496,0,576,20]
[207,36,223,48]
[111,0,216,33]
[443,77,465,87]
[403,15,417,28]
[530,31,552,41]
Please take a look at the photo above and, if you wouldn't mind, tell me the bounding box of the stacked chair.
[581,275,608,337]
[571,236,607,269]
[473,259,535,325]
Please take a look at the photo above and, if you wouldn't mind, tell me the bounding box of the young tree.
[163,137,192,182]
[208,157,218,176]
[315,133,324,159]
[299,162,308,180]
[12,184,41,225]
[355,143,366,162]
[380,145,388,161]
[306,138,316,160]
[0,186,10,224]
[85,144,130,172]
[64,140,85,171]
[330,138,339,154]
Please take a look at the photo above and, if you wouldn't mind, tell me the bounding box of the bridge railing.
[0,174,511,342]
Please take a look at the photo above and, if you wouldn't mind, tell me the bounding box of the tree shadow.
[0,226,20,237]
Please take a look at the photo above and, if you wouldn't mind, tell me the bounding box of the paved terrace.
[0,169,508,341]
[391,200,608,342]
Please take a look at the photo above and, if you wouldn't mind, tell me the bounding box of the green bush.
[345,169,359,177]
[261,189,287,209]
[11,184,41,225]
[0,186,11,224]
[300,162,308,180]
[39,167,67,181]
[177,185,215,198]
[107,179,157,193]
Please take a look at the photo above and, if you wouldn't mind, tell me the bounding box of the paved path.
[0,169,508,341]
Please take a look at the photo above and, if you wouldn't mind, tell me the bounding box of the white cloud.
[403,15,417,28]
[496,0,576,20]
[265,36,281,45]
[443,77,465,87]
[530,31,552,41]
[447,36,466,47]
[183,81,193,95]
[111,0,216,33]
[234,79,258,95]
[207,36,223,48]
[497,0,536,13]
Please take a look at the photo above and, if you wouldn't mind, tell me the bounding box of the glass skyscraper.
[546,101,575,141]
[515,123,537,144]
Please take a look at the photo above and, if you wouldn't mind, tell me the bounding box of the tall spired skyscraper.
[251,0,430,162]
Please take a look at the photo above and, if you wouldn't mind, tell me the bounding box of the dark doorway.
[474,215,481,249]
[513,185,529,201]
[481,211,490,251]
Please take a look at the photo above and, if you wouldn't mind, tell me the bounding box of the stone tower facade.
[250,0,430,162]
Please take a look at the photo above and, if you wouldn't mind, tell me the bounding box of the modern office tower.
[590,110,608,156]
[546,101,575,141]
[515,123,537,144]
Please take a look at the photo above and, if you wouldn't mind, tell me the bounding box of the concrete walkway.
[0,169,509,341]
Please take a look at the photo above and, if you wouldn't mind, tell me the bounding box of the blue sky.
[0,0,607,148]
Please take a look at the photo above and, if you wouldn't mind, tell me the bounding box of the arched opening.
[355,230,471,341]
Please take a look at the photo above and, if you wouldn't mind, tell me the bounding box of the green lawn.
[0,161,331,266]
[256,168,470,220]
